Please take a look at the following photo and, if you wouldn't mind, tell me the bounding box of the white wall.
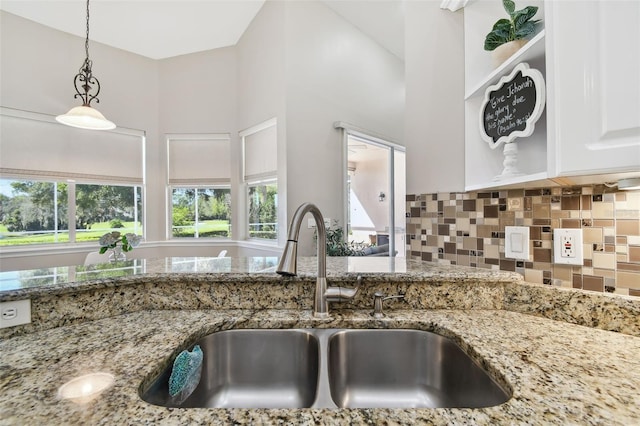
[283,1,404,255]
[350,152,389,233]
[236,1,288,246]
[404,1,465,194]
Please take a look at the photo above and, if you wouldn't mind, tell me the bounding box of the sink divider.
[310,329,339,409]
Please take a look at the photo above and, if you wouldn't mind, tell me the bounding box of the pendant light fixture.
[56,0,115,130]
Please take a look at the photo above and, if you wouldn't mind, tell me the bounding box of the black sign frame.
[479,62,546,149]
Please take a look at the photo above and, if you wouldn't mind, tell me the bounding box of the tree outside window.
[248,182,277,240]
[171,187,231,238]
[0,178,142,246]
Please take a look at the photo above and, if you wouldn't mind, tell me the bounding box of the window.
[171,187,231,238]
[166,134,231,239]
[75,183,143,242]
[247,181,277,239]
[0,107,146,247]
[0,179,66,245]
[0,178,142,246]
[241,119,278,241]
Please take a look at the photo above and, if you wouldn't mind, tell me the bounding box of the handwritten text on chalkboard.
[479,62,546,149]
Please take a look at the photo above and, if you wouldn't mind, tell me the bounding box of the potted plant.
[99,231,142,262]
[484,0,541,67]
[315,222,371,256]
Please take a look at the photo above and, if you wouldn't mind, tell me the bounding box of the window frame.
[240,118,278,242]
[245,178,278,241]
[0,107,147,250]
[168,185,232,240]
[0,176,144,247]
[165,133,233,240]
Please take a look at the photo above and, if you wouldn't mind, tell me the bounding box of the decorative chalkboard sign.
[479,62,546,149]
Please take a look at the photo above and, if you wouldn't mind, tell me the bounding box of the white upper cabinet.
[464,0,640,190]
[546,0,640,177]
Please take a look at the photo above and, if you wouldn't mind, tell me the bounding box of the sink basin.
[141,328,511,409]
[141,329,320,408]
[327,329,511,408]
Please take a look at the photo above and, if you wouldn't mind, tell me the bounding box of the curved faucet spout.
[278,203,362,319]
[276,202,326,279]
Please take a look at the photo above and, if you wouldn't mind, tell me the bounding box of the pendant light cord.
[85,0,91,62]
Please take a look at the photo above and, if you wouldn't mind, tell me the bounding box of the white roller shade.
[167,134,231,185]
[0,108,144,184]
[242,120,277,181]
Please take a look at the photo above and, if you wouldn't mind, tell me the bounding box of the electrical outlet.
[561,235,575,258]
[554,229,583,265]
[0,299,31,329]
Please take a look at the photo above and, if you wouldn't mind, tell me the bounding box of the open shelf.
[463,0,547,192]
[465,30,546,100]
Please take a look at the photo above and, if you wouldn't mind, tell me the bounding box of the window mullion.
[67,181,76,243]
[194,188,199,238]
[54,182,59,243]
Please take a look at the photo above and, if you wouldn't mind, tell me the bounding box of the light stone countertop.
[1,256,521,297]
[1,257,639,424]
[1,309,639,425]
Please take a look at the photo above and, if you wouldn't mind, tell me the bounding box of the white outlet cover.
[553,228,584,265]
[505,226,530,260]
[0,299,31,329]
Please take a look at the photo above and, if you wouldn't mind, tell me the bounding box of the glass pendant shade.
[56,105,116,130]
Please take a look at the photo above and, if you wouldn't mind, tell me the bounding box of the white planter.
[492,39,528,68]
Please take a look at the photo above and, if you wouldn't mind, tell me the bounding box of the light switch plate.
[554,228,584,265]
[0,299,31,329]
[505,226,530,260]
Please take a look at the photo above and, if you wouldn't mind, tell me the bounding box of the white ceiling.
[0,1,266,60]
[0,0,404,60]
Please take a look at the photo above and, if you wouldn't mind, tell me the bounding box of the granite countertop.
[1,257,639,424]
[1,309,639,425]
[0,256,522,298]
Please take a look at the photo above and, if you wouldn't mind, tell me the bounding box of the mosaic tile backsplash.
[406,185,640,297]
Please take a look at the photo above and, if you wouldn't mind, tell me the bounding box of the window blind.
[242,120,277,181]
[167,134,231,185]
[0,108,144,184]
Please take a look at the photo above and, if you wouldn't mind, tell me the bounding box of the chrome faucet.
[276,202,359,318]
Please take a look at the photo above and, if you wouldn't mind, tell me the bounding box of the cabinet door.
[547,0,640,176]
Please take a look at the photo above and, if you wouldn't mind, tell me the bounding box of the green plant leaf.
[502,0,516,16]
[491,18,511,31]
[99,246,108,254]
[485,17,514,50]
[513,6,538,30]
[484,31,510,51]
[514,20,538,38]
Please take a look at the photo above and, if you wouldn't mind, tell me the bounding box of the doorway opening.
[344,131,406,257]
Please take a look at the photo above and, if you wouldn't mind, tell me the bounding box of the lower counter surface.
[1,309,639,425]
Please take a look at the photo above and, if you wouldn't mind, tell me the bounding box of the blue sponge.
[168,345,203,401]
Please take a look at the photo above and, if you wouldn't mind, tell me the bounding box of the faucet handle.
[324,275,362,302]
[371,291,405,318]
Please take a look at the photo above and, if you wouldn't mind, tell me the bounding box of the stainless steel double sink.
[141,328,511,409]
